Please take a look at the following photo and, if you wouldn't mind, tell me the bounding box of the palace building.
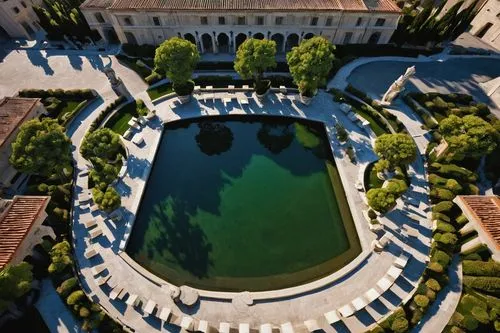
[80,0,402,53]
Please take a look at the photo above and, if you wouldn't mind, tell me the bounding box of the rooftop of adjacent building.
[0,97,40,149]
[80,0,401,13]
[0,195,50,270]
[456,195,500,250]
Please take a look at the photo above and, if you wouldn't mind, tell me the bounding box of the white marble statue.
[381,66,416,105]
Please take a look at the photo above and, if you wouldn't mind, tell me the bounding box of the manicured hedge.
[19,88,95,100]
[429,163,477,182]
[89,96,126,132]
[432,201,454,213]
[463,261,500,277]
[56,277,78,297]
[433,212,451,222]
[435,221,456,233]
[430,187,455,201]
[463,276,500,295]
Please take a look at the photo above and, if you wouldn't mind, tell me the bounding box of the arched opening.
[217,33,230,53]
[368,32,381,44]
[95,12,105,23]
[253,32,265,40]
[124,31,138,44]
[303,33,314,40]
[271,33,285,53]
[235,33,247,51]
[285,33,299,51]
[201,33,213,53]
[476,22,493,38]
[184,33,196,47]
[105,28,119,43]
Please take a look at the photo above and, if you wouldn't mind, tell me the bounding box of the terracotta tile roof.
[0,97,40,149]
[457,195,500,250]
[81,0,401,12]
[0,196,50,270]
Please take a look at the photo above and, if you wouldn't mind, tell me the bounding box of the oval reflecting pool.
[126,115,361,292]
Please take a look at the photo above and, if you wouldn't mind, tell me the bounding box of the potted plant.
[286,36,335,105]
[234,38,277,101]
[154,37,200,103]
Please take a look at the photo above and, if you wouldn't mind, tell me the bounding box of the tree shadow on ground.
[26,49,54,75]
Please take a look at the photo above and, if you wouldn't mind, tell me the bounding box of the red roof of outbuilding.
[0,196,50,270]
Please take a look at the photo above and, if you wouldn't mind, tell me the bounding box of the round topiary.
[449,325,465,333]
[368,209,377,220]
[461,314,479,331]
[79,306,90,318]
[471,306,490,324]
[428,262,444,274]
[425,278,441,292]
[391,317,409,333]
[414,295,430,309]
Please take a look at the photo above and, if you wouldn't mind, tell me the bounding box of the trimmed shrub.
[425,278,441,292]
[430,163,477,182]
[67,290,85,306]
[391,317,409,333]
[410,308,423,325]
[79,307,90,318]
[92,186,121,213]
[432,250,451,267]
[432,201,454,213]
[449,325,465,333]
[367,188,396,213]
[463,261,500,277]
[463,276,500,294]
[386,178,408,196]
[433,212,451,222]
[445,179,463,194]
[463,253,483,261]
[461,315,479,331]
[471,306,490,324]
[436,221,456,233]
[456,214,468,225]
[428,262,444,274]
[368,209,377,220]
[414,294,430,309]
[429,173,448,186]
[464,183,480,195]
[434,232,458,246]
[56,277,78,297]
[430,187,455,201]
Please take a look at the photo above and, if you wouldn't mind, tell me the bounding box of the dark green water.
[126,115,361,291]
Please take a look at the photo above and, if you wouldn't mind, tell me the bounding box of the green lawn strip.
[147,83,173,100]
[353,107,387,136]
[116,55,151,79]
[364,162,384,191]
[104,101,139,135]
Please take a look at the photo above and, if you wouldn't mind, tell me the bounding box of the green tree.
[10,118,72,180]
[234,38,277,93]
[92,186,121,212]
[48,240,73,275]
[286,37,335,96]
[366,188,396,213]
[0,262,33,312]
[154,37,200,94]
[439,115,498,160]
[80,128,122,161]
[374,133,417,167]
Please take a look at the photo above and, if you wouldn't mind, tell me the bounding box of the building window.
[325,17,333,26]
[257,16,264,25]
[356,17,362,26]
[375,18,386,27]
[21,1,27,8]
[95,13,105,23]
[343,32,353,44]
[237,16,245,25]
[310,17,318,26]
[219,16,225,25]
[124,17,133,26]
[12,7,20,14]
[476,22,493,38]
[200,16,208,25]
[153,17,161,26]
[275,16,284,25]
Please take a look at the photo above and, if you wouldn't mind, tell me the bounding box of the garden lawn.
[147,83,173,100]
[104,101,139,135]
[353,107,388,136]
[365,162,384,190]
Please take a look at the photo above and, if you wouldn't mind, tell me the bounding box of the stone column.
[212,32,217,54]
[231,32,236,53]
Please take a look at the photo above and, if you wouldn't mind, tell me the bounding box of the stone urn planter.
[174,80,195,104]
[255,80,271,102]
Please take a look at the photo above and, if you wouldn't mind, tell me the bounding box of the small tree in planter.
[234,38,277,99]
[286,37,335,105]
[154,37,200,103]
